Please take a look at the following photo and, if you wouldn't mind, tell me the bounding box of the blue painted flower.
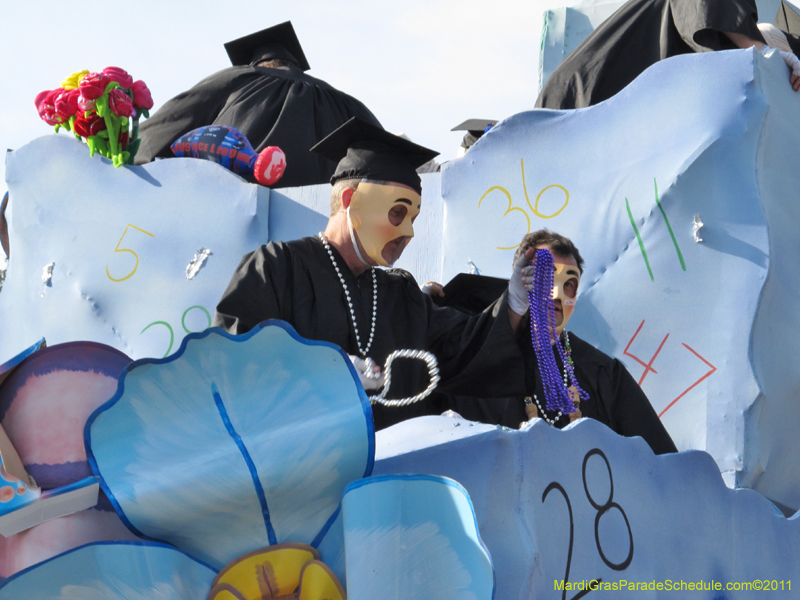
[0,322,494,599]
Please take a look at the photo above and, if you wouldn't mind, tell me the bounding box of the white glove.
[349,355,385,391]
[780,50,800,78]
[508,250,534,315]
[420,281,445,297]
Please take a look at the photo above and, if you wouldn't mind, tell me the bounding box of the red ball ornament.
[254,146,286,187]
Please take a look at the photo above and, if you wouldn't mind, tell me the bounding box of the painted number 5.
[106,224,156,282]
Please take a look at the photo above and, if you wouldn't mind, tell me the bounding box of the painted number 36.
[479,158,570,250]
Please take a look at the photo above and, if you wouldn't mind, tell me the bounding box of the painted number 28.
[141,306,213,358]
[106,224,155,282]
[542,448,633,600]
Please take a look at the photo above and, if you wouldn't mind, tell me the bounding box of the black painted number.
[582,449,633,571]
[542,448,633,598]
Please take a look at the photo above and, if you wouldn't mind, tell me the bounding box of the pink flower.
[34,88,62,125]
[78,94,95,113]
[131,80,153,110]
[54,89,80,121]
[102,66,134,90]
[108,88,135,118]
[79,72,108,100]
[73,113,106,138]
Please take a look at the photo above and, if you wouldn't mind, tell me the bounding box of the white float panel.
[376,415,800,600]
[441,49,800,509]
[0,137,269,361]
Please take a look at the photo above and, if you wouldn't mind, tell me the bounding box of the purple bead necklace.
[527,248,588,414]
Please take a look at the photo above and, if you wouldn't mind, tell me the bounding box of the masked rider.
[213,117,537,430]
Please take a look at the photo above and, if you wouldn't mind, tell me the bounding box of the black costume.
[135,22,381,188]
[441,325,677,455]
[135,66,380,187]
[213,237,526,430]
[536,0,764,109]
[429,275,676,455]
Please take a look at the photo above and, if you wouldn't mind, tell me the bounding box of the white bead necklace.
[318,233,377,358]
[525,340,573,426]
[531,394,563,425]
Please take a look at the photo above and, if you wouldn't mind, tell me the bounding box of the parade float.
[1,26,800,600]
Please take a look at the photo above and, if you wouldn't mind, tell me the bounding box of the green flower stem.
[128,115,140,164]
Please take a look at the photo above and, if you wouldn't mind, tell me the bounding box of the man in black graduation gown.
[213,117,537,430]
[135,22,381,188]
[432,230,677,455]
[536,0,800,110]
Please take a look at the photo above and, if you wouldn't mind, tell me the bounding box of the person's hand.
[508,247,536,316]
[779,50,800,91]
[421,281,445,297]
[349,355,385,391]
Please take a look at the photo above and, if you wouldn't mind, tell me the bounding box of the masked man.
[213,117,536,430]
[431,230,676,455]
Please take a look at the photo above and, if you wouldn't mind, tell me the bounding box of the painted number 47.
[106,224,156,282]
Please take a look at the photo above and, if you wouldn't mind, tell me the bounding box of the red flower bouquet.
[35,67,153,167]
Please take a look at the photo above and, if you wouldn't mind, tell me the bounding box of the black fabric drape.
[536,0,763,109]
[136,65,380,188]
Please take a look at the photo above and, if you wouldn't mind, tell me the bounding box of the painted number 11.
[106,224,156,282]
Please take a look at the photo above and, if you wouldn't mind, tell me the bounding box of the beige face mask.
[552,262,581,332]
[347,181,421,267]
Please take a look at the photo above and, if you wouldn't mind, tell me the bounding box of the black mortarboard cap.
[451,119,498,150]
[224,22,310,71]
[775,1,800,55]
[450,119,498,134]
[311,117,439,194]
[431,273,509,315]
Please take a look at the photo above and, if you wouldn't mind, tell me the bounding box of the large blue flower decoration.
[0,541,216,599]
[1,322,495,599]
[343,474,494,599]
[85,321,374,569]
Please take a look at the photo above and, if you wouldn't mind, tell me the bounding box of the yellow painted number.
[520,159,569,219]
[106,224,155,282]
[479,159,571,250]
[478,186,531,251]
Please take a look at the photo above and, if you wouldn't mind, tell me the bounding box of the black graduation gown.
[536,0,764,109]
[212,237,527,430]
[135,65,381,188]
[437,326,676,454]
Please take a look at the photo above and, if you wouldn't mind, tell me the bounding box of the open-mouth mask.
[552,261,581,332]
[346,181,421,267]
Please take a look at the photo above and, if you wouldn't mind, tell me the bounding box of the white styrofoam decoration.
[375,415,800,600]
[0,137,269,361]
[442,49,800,507]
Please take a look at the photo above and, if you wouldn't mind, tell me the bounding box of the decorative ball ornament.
[171,126,286,187]
[254,146,286,186]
